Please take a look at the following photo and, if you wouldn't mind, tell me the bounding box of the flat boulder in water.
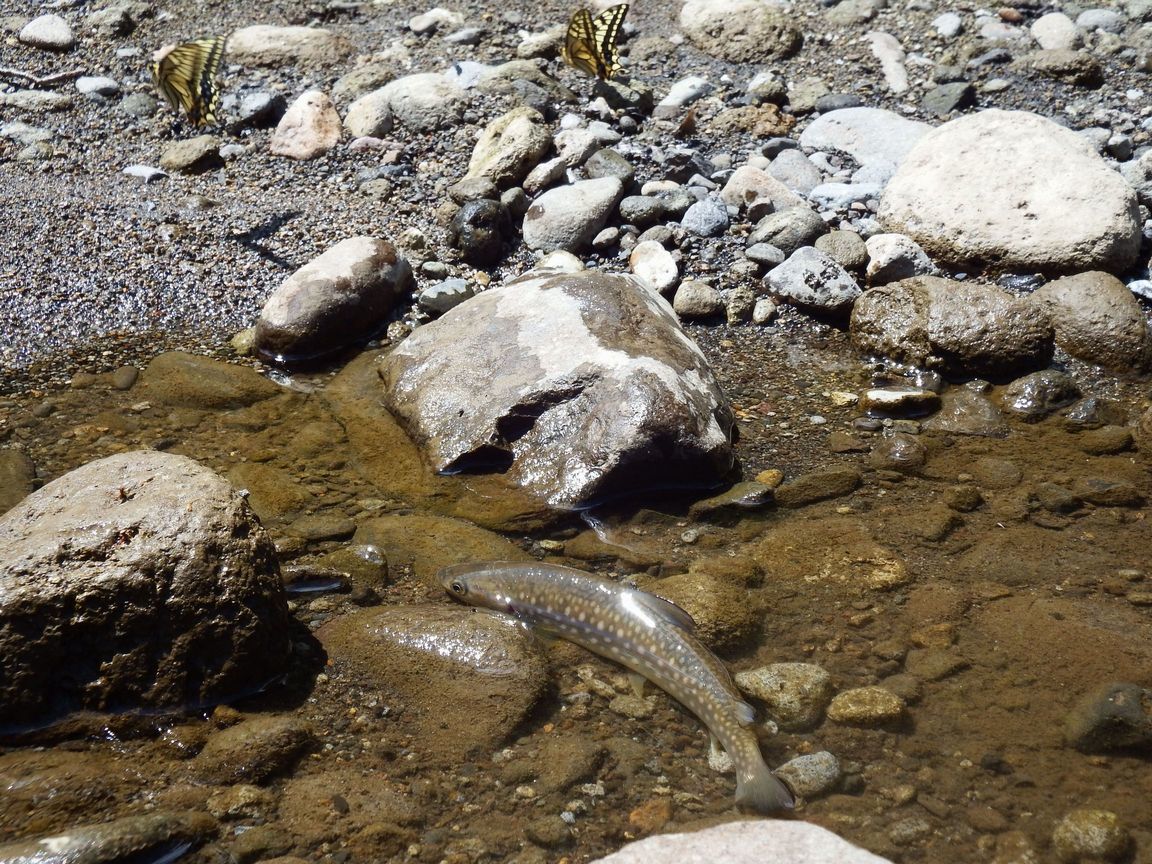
[318,604,549,761]
[379,266,736,509]
[0,451,291,732]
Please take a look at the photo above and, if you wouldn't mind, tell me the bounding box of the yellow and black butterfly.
[150,35,226,127]
[562,4,629,80]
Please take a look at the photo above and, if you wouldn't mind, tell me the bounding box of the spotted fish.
[439,560,795,813]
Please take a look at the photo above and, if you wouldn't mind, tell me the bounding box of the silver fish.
[439,560,795,813]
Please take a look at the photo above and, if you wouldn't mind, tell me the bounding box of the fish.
[439,560,795,813]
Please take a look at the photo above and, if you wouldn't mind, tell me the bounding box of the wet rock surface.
[0,451,291,731]
[318,604,549,760]
[379,266,736,509]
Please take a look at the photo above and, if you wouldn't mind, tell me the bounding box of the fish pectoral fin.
[708,733,724,761]
[627,672,648,698]
[632,590,697,633]
[531,627,560,649]
[735,701,757,728]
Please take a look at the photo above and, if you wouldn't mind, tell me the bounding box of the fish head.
[438,561,521,614]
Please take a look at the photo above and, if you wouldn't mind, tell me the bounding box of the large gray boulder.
[0,451,291,732]
[255,236,414,365]
[878,110,1141,273]
[379,266,737,509]
[850,276,1053,381]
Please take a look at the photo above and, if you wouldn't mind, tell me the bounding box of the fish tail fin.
[735,762,795,813]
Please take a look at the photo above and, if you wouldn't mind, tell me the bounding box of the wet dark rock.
[1077,426,1133,455]
[1071,477,1144,507]
[194,716,314,784]
[998,370,1081,421]
[869,433,928,474]
[1064,681,1152,752]
[379,267,736,510]
[318,605,549,760]
[1033,482,1082,514]
[1061,397,1128,431]
[0,452,291,732]
[449,199,513,266]
[0,811,216,864]
[255,236,414,365]
[137,351,281,409]
[775,466,862,507]
[923,388,1008,437]
[850,276,1053,382]
[1033,271,1152,373]
[514,734,607,795]
[943,485,983,512]
[206,784,276,820]
[0,448,35,515]
[860,387,940,418]
[287,513,357,541]
[687,480,775,521]
[828,430,869,452]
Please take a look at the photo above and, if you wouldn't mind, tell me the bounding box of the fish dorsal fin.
[632,590,697,633]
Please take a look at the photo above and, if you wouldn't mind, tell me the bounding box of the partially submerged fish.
[439,560,795,813]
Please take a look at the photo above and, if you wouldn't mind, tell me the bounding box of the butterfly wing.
[562,9,601,78]
[150,36,225,127]
[591,3,628,80]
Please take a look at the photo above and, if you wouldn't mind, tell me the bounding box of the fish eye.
[450,581,466,595]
